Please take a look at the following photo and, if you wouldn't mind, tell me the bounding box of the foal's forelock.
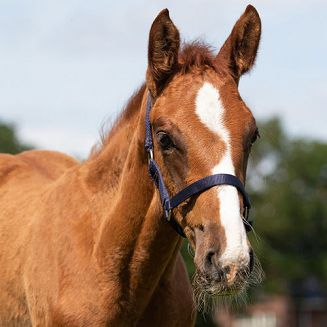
[194,82,249,266]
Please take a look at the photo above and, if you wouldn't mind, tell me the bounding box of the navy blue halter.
[144,93,252,238]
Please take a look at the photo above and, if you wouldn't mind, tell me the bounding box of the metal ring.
[148,149,153,163]
[165,209,172,221]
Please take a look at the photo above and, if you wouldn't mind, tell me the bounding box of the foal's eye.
[157,132,174,150]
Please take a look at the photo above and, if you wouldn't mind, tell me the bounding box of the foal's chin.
[192,270,248,312]
[192,257,264,312]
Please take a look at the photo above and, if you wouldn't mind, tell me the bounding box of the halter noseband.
[144,93,252,238]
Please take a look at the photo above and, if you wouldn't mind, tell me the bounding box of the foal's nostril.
[205,250,215,266]
[223,265,231,275]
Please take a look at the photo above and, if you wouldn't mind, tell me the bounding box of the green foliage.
[250,130,327,292]
[0,120,32,154]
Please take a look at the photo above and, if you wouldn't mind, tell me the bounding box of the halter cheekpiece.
[144,93,252,238]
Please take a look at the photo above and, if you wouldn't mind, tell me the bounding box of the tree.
[250,123,327,293]
[0,120,32,154]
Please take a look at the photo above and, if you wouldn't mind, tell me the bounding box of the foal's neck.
[82,87,181,316]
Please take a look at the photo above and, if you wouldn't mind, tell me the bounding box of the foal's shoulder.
[19,150,78,167]
[0,152,23,175]
[18,150,79,177]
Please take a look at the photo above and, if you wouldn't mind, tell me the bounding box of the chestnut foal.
[0,5,261,326]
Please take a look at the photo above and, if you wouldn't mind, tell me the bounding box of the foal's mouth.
[192,255,264,312]
[193,268,248,298]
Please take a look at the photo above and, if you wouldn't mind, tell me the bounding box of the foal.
[0,5,261,326]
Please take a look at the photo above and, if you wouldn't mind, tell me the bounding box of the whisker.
[187,242,195,257]
[242,218,261,245]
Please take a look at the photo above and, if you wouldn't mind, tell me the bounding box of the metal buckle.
[148,149,153,163]
[163,198,172,221]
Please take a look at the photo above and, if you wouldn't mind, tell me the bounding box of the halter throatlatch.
[145,93,252,238]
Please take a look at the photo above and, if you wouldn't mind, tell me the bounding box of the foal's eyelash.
[251,128,260,144]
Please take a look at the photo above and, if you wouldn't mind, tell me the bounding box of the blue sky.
[1,1,326,158]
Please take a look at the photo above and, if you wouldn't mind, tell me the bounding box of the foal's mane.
[89,42,218,159]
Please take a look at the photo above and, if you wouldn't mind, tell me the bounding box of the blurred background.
[1,1,326,326]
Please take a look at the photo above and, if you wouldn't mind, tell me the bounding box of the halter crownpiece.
[144,93,252,238]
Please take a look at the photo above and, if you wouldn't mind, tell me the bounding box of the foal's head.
[146,6,262,306]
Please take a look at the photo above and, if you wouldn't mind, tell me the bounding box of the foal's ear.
[216,5,261,84]
[146,9,180,98]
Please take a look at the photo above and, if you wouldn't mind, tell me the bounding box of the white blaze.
[195,82,249,267]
